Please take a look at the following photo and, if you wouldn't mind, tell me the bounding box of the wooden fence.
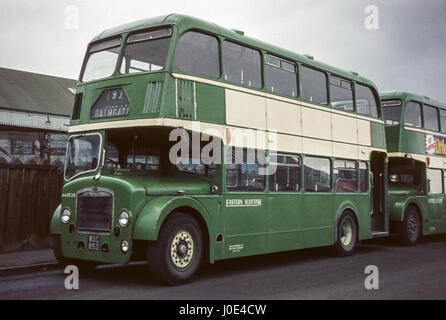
[0,164,63,251]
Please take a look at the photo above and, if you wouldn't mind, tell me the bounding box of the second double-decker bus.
[382,91,446,245]
[50,14,388,284]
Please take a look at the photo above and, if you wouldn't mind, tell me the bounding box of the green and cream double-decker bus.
[50,14,388,284]
[382,91,446,245]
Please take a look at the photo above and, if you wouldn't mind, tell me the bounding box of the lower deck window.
[268,153,301,192]
[304,156,331,192]
[226,148,266,192]
[360,161,369,192]
[334,160,358,193]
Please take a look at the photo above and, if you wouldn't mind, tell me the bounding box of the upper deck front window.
[382,99,402,125]
[82,38,122,82]
[120,28,172,74]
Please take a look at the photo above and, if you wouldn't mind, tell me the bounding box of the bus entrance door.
[370,151,388,235]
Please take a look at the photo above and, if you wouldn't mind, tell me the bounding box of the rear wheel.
[147,213,204,285]
[400,206,420,246]
[334,211,358,257]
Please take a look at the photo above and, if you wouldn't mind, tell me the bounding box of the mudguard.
[333,201,362,240]
[133,196,215,261]
[389,196,422,222]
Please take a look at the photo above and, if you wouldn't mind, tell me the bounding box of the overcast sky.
[1,0,445,101]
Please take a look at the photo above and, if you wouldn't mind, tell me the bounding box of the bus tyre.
[400,206,420,246]
[334,212,358,257]
[52,235,97,273]
[147,213,204,285]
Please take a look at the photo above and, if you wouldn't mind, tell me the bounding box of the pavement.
[0,249,57,270]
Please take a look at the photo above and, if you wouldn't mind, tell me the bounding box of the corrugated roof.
[0,67,76,117]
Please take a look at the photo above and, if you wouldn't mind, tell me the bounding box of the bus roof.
[90,13,377,89]
[380,91,446,110]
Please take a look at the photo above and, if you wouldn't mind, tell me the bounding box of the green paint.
[382,91,446,236]
[51,14,389,268]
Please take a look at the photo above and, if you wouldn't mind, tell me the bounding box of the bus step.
[371,231,389,238]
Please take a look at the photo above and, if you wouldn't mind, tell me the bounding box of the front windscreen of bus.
[382,100,402,125]
[120,28,172,74]
[65,134,101,180]
[82,37,122,82]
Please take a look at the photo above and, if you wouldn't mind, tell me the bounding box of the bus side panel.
[333,196,371,241]
[370,122,386,150]
[222,193,269,259]
[265,193,304,253]
[399,130,426,155]
[164,75,226,124]
[301,194,334,248]
[194,196,226,261]
[195,82,225,124]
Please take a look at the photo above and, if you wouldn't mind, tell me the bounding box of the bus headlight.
[119,211,130,227]
[61,209,71,224]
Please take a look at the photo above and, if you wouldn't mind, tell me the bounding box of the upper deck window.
[173,31,220,79]
[265,54,298,98]
[329,75,354,112]
[82,37,121,82]
[382,100,402,125]
[120,28,172,74]
[223,41,262,89]
[423,104,439,132]
[356,84,378,118]
[404,101,422,128]
[300,66,328,105]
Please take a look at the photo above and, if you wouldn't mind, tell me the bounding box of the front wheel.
[147,213,204,285]
[400,206,420,246]
[334,212,358,257]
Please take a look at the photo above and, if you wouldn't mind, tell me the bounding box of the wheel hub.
[341,220,353,247]
[177,242,188,256]
[171,231,194,269]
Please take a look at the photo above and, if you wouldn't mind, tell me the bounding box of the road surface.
[1,235,446,300]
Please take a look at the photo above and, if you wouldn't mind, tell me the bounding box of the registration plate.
[88,235,101,251]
